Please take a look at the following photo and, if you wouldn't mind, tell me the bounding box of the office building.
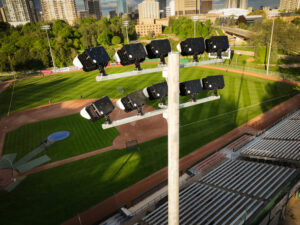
[279,0,300,12]
[109,10,117,18]
[0,7,6,22]
[201,0,212,13]
[175,0,201,16]
[138,0,159,20]
[2,0,37,26]
[86,0,101,19]
[41,0,77,25]
[166,0,175,16]
[135,23,162,36]
[226,0,248,9]
[159,0,166,17]
[75,0,86,11]
[117,0,127,15]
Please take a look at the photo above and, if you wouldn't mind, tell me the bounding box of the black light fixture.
[80,96,115,124]
[143,82,168,105]
[114,43,147,71]
[177,37,205,62]
[116,90,147,115]
[205,36,229,58]
[180,79,203,102]
[73,46,110,76]
[145,39,171,65]
[202,75,225,95]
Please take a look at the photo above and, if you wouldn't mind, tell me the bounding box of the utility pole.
[123,20,129,44]
[192,16,198,38]
[167,52,180,225]
[41,25,56,68]
[266,19,275,76]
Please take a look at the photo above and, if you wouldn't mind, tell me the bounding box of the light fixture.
[180,79,203,102]
[202,75,225,95]
[114,43,147,71]
[143,81,168,105]
[177,37,205,62]
[205,36,229,58]
[145,39,171,65]
[80,96,114,124]
[116,90,147,115]
[73,46,110,76]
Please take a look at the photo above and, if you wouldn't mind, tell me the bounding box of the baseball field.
[0,63,299,225]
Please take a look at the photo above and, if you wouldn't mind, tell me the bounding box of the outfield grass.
[2,114,119,162]
[0,65,299,225]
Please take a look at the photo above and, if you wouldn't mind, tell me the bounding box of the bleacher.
[241,110,300,166]
[188,152,227,175]
[100,213,128,225]
[225,134,255,152]
[140,160,297,225]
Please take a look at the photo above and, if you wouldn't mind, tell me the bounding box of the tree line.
[0,16,217,73]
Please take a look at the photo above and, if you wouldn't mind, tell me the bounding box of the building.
[0,7,6,22]
[138,0,159,20]
[155,17,169,26]
[208,8,249,16]
[86,0,101,19]
[166,0,175,16]
[279,0,300,12]
[201,0,212,13]
[109,10,117,19]
[226,0,248,9]
[77,10,89,19]
[75,0,86,11]
[2,0,37,26]
[41,0,77,25]
[135,23,162,36]
[175,0,201,15]
[159,0,166,17]
[117,0,127,15]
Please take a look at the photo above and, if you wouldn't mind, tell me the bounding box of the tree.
[111,36,121,45]
[97,29,112,45]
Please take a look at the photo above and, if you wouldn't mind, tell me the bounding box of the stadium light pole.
[167,52,180,225]
[123,20,130,44]
[266,18,275,76]
[192,16,198,38]
[41,25,56,68]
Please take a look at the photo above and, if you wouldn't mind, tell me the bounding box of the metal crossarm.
[96,59,224,82]
[102,95,220,129]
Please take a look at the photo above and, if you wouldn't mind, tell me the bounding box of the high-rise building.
[138,0,159,20]
[109,10,117,19]
[166,0,175,17]
[201,0,212,13]
[75,0,86,11]
[279,0,300,12]
[2,0,37,26]
[159,0,166,17]
[41,0,77,25]
[175,0,201,16]
[117,0,127,15]
[86,0,102,19]
[0,7,6,22]
[226,0,248,9]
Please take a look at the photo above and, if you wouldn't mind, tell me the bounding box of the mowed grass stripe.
[3,114,119,162]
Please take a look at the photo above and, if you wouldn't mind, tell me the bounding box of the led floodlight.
[73,46,110,76]
[202,75,225,95]
[114,43,147,71]
[143,82,168,105]
[145,39,171,64]
[180,79,203,102]
[178,37,205,62]
[205,36,229,58]
[116,90,147,115]
[80,96,114,124]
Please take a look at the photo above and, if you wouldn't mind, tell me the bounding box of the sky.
[0,0,280,16]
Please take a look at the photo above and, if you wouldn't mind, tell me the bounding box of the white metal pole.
[126,25,129,44]
[266,18,274,76]
[46,29,56,68]
[167,52,180,225]
[194,20,196,38]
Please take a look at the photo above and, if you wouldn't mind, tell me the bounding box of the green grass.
[0,65,299,225]
[2,114,119,162]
